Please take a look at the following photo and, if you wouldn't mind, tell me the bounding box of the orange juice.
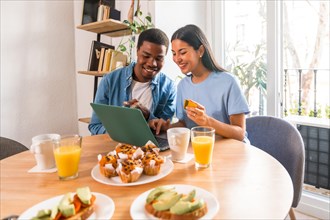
[54,145,81,178]
[192,136,214,165]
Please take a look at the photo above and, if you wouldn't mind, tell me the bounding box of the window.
[217,1,329,119]
[282,1,329,119]
[223,1,267,116]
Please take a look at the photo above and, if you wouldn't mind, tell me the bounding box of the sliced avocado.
[36,209,51,218]
[59,204,75,218]
[170,201,191,215]
[31,217,52,220]
[146,187,171,203]
[152,193,182,211]
[59,193,73,207]
[154,190,176,201]
[190,199,204,211]
[58,193,75,218]
[77,186,92,205]
[181,189,196,202]
[50,205,59,219]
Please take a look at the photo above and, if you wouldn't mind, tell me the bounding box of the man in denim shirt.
[89,28,176,135]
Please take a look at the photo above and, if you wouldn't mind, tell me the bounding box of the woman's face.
[171,39,202,75]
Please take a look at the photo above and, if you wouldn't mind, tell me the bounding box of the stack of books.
[88,41,127,72]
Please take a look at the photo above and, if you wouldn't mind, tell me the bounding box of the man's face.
[133,41,167,82]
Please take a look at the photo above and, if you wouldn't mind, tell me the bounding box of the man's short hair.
[137,28,169,53]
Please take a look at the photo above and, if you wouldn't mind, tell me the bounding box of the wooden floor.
[286,209,320,220]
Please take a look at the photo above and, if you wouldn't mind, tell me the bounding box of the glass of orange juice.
[191,126,215,169]
[53,135,82,180]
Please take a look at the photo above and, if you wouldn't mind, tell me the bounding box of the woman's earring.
[200,55,202,58]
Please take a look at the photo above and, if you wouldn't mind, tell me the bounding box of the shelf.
[77,19,131,37]
[78,117,90,124]
[78,71,108,77]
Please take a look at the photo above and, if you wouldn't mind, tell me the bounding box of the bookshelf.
[77,19,131,124]
[77,19,131,36]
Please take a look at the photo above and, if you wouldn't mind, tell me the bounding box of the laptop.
[90,103,169,151]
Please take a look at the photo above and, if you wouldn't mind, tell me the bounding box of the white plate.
[130,184,220,220]
[18,192,115,220]
[91,159,174,186]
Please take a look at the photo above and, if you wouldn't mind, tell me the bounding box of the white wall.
[73,0,207,137]
[0,0,223,146]
[0,1,78,147]
[154,1,207,82]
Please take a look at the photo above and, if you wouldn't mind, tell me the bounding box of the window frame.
[210,1,283,117]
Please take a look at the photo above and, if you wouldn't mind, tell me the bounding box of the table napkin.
[168,153,194,164]
[28,165,57,173]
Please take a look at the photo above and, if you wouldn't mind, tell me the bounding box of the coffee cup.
[167,127,190,161]
[30,134,60,170]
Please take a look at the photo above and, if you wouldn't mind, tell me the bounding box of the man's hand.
[123,99,150,120]
[148,118,171,135]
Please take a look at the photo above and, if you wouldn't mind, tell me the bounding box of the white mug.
[30,134,60,170]
[167,127,190,161]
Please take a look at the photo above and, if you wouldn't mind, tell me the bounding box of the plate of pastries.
[91,142,173,186]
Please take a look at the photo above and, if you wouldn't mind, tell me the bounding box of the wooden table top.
[0,134,293,219]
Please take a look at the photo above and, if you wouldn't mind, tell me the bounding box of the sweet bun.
[116,159,143,183]
[115,143,137,159]
[142,153,165,176]
[98,153,118,178]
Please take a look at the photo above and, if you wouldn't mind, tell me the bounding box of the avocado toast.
[145,186,207,220]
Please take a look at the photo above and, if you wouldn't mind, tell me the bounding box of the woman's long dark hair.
[171,24,226,72]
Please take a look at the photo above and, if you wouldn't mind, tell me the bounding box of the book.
[81,0,116,25]
[109,51,127,72]
[102,48,113,71]
[97,5,104,22]
[88,41,115,71]
[98,47,106,71]
[102,5,110,20]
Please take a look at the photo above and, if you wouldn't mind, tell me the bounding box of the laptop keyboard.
[155,136,169,151]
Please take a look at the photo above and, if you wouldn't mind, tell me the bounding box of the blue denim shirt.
[88,62,176,135]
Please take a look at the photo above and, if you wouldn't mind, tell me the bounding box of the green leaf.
[145,16,152,23]
[118,45,127,52]
[123,20,131,25]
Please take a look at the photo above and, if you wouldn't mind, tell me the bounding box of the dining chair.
[0,137,28,160]
[246,116,305,220]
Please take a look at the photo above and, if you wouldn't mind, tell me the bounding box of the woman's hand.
[148,118,171,135]
[186,102,209,126]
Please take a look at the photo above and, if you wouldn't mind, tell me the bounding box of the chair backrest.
[0,137,29,160]
[246,116,305,208]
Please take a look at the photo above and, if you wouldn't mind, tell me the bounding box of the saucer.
[168,153,194,164]
[28,165,57,173]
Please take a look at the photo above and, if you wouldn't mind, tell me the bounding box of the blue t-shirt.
[176,71,250,129]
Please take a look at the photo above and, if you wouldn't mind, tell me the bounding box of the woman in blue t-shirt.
[149,24,250,142]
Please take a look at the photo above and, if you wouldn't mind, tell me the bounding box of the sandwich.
[184,99,198,109]
[145,186,207,220]
[31,186,95,220]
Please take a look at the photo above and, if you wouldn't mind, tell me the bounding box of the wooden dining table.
[1,134,293,219]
